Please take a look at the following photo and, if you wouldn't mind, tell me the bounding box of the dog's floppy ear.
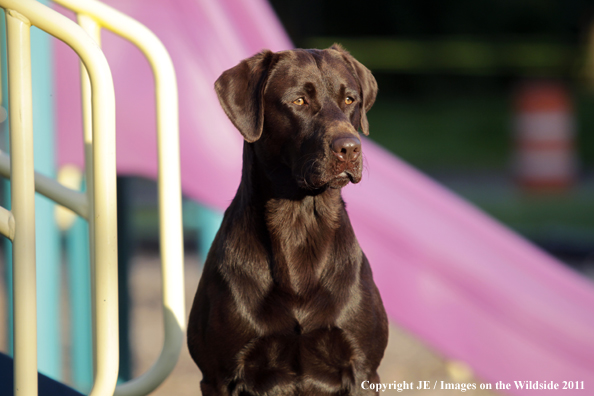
[215,50,276,142]
[331,44,377,135]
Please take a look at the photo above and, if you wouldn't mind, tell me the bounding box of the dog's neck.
[235,143,357,293]
[238,141,345,219]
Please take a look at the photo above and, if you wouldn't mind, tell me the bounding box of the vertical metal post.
[31,0,61,379]
[77,13,99,381]
[6,8,37,396]
[0,7,14,357]
[77,13,120,396]
[78,12,132,380]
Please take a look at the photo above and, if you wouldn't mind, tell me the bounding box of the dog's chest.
[264,197,341,291]
[242,238,358,333]
[257,270,353,334]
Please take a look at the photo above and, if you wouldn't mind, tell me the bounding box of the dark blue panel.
[0,353,84,396]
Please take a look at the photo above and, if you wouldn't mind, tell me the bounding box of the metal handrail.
[0,0,185,395]
[51,1,185,395]
[0,1,119,395]
[0,150,88,219]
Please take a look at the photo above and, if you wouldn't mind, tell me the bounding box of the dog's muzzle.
[326,134,362,188]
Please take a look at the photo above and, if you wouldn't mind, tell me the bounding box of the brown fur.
[187,45,388,396]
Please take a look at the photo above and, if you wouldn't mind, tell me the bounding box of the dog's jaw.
[296,154,363,190]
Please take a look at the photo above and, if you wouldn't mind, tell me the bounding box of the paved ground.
[0,250,500,395]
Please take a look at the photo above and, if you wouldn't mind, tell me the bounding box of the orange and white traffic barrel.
[513,81,577,191]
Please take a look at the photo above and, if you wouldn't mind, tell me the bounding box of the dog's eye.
[345,97,354,105]
[293,98,306,106]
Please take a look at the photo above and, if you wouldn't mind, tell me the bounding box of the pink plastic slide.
[53,1,594,394]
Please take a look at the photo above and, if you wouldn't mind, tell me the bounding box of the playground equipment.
[0,0,184,395]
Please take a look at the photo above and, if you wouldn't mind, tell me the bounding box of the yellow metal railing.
[0,0,185,395]
[53,1,186,395]
[0,0,118,395]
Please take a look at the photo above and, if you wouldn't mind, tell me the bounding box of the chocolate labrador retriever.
[187,44,388,396]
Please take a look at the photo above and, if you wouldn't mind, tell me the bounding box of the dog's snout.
[331,136,361,162]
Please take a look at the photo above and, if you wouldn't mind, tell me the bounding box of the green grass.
[368,87,594,170]
[367,93,510,170]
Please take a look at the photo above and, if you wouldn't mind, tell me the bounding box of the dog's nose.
[331,136,361,162]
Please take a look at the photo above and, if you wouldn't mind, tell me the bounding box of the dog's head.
[215,45,377,191]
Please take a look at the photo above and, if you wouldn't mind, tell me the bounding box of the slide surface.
[54,1,594,393]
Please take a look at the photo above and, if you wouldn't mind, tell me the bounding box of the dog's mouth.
[328,168,360,188]
[297,163,362,191]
